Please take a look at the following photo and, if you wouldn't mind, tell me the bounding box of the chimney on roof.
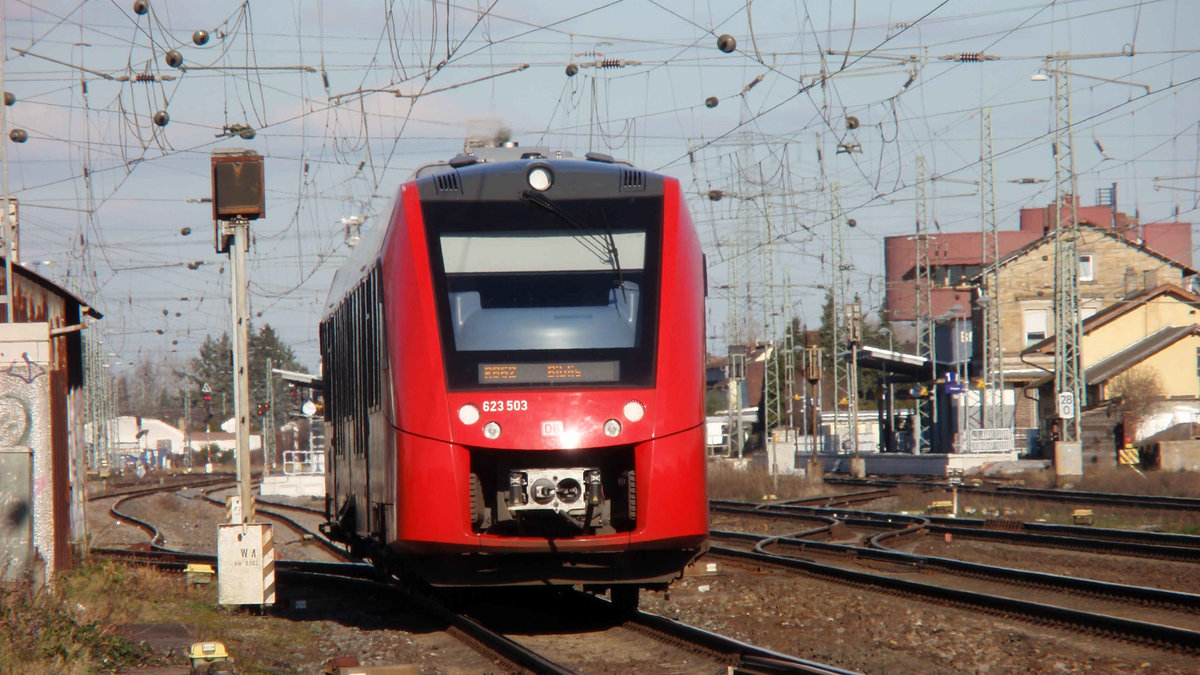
[1124,267,1137,297]
[1143,269,1158,291]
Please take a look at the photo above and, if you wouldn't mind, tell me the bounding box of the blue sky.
[2,0,1198,371]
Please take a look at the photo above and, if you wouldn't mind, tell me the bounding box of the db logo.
[541,421,564,436]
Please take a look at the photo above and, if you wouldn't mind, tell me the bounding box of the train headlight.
[483,421,502,439]
[458,404,480,425]
[603,419,622,438]
[622,400,645,422]
[527,166,553,191]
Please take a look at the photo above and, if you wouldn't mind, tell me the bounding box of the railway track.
[197,485,351,561]
[95,479,856,672]
[823,475,1200,512]
[92,547,856,674]
[713,499,1200,562]
[708,500,1200,654]
[89,473,236,499]
[706,537,1200,655]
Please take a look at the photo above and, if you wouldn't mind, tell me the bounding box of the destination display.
[480,361,620,384]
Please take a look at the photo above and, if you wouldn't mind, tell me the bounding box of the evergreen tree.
[747,290,898,440]
[813,289,896,412]
[185,324,306,431]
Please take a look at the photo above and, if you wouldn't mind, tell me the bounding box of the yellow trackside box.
[184,563,214,586]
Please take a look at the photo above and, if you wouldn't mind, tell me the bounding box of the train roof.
[413,145,633,179]
[323,148,659,318]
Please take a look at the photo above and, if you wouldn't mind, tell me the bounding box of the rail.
[712,500,1200,562]
[706,541,1200,654]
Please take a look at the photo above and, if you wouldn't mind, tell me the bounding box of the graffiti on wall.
[0,349,49,586]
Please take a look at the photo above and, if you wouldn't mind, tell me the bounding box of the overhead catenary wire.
[2,0,1196,368]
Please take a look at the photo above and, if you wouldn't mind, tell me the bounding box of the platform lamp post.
[211,148,275,607]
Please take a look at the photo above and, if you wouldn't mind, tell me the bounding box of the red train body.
[319,148,707,590]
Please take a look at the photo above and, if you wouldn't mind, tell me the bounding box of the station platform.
[259,473,324,497]
[820,451,1037,477]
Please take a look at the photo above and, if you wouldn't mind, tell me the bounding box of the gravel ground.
[909,537,1200,595]
[641,563,1199,674]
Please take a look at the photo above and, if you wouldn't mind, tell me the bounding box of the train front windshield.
[426,198,661,389]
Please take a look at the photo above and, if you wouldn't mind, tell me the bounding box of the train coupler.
[507,467,607,529]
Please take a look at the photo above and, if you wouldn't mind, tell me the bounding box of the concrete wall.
[1154,440,1200,471]
[0,324,53,587]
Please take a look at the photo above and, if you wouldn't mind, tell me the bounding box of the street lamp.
[1031,66,1150,94]
[879,326,894,353]
[1032,54,1149,450]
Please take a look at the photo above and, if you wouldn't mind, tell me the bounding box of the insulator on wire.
[136,73,154,82]
[600,59,620,69]
[717,34,736,53]
[958,52,982,62]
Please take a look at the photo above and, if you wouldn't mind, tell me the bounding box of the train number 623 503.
[482,399,528,412]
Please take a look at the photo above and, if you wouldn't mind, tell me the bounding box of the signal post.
[211,149,275,607]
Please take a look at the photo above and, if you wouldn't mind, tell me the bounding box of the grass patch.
[3,561,329,674]
[0,570,159,674]
[1078,465,1200,496]
[707,460,831,501]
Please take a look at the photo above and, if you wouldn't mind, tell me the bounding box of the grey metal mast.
[980,108,1004,428]
[1051,54,1084,443]
[914,156,936,452]
[829,182,851,452]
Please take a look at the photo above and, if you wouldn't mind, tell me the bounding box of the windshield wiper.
[519,189,625,293]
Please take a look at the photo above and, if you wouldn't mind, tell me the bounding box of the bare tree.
[1107,366,1164,438]
[117,355,188,421]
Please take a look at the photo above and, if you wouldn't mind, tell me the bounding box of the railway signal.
[211,148,274,608]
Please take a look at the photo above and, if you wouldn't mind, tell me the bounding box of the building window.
[1024,309,1047,345]
[1079,254,1094,282]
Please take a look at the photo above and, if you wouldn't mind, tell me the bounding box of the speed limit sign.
[1057,392,1076,419]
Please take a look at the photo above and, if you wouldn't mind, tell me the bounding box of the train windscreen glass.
[442,232,643,351]
[431,211,660,388]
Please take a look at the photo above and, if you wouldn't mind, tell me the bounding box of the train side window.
[368,269,379,409]
[369,266,379,403]
[353,284,365,457]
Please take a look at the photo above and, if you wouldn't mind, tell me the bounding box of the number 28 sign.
[1057,392,1076,419]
